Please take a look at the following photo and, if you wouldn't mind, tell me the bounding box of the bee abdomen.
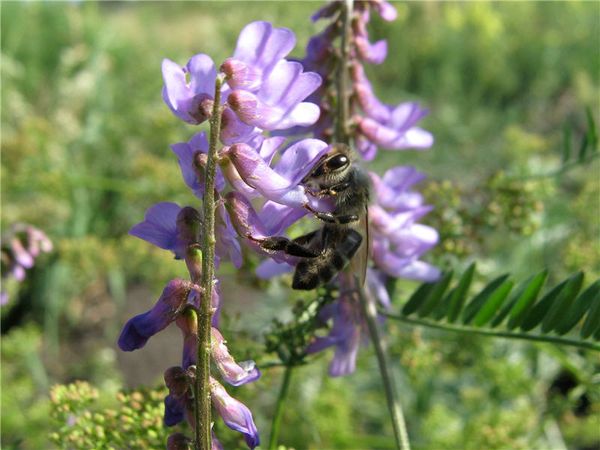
[292,230,363,290]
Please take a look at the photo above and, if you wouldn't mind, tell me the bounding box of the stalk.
[358,285,411,450]
[334,0,353,144]
[268,365,294,450]
[333,2,410,448]
[195,75,224,450]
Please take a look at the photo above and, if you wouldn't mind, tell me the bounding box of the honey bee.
[250,143,370,290]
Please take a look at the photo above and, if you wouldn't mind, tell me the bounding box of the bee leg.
[246,234,319,258]
[307,182,351,197]
[314,211,359,225]
[292,229,363,290]
[303,204,358,224]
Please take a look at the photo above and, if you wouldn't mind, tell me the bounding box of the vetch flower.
[162,54,217,125]
[129,202,186,258]
[306,285,365,377]
[171,131,226,197]
[222,138,329,207]
[1,223,53,305]
[163,21,322,139]
[130,202,241,268]
[210,377,260,449]
[117,279,197,351]
[211,328,261,386]
[226,61,321,131]
[368,166,440,281]
[222,21,295,92]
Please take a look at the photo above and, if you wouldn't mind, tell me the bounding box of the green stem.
[380,311,600,352]
[195,75,224,450]
[358,285,411,450]
[334,0,352,144]
[268,365,294,450]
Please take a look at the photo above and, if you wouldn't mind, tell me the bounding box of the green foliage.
[264,287,337,367]
[1,325,50,449]
[386,267,600,351]
[49,381,169,449]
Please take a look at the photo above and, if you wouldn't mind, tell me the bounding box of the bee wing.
[348,204,370,286]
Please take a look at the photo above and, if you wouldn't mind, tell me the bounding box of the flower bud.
[164,366,190,398]
[210,377,260,449]
[176,308,198,369]
[118,279,193,351]
[221,58,262,91]
[211,328,261,386]
[167,433,192,450]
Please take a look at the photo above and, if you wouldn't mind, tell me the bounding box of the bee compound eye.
[327,155,349,171]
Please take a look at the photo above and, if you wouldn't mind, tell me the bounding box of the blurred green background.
[1,2,599,449]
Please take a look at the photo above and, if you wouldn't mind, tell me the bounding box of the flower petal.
[211,328,261,386]
[210,378,260,449]
[233,21,295,78]
[256,259,294,279]
[273,139,329,185]
[118,279,193,351]
[130,202,182,253]
[225,143,308,207]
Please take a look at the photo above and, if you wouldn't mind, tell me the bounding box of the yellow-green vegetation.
[50,381,169,449]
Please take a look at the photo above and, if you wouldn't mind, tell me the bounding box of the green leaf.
[578,133,589,162]
[507,270,548,330]
[447,263,476,323]
[562,124,572,163]
[541,271,584,333]
[555,279,600,335]
[417,271,453,318]
[472,280,514,327]
[402,281,435,316]
[585,106,598,151]
[581,287,600,338]
[462,274,510,325]
[520,277,570,332]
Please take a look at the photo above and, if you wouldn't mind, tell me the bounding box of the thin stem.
[195,75,224,450]
[358,285,411,450]
[334,0,353,144]
[380,311,600,352]
[268,365,294,450]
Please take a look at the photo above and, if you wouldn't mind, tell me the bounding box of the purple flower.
[225,192,300,266]
[162,54,217,125]
[210,377,260,449]
[164,393,188,427]
[368,166,440,281]
[1,224,54,305]
[130,202,185,257]
[369,0,398,21]
[130,202,241,268]
[352,67,433,154]
[226,61,321,131]
[171,131,226,197]
[222,138,329,207]
[211,328,261,386]
[176,310,199,370]
[163,21,322,137]
[117,279,196,351]
[306,288,365,377]
[223,21,295,92]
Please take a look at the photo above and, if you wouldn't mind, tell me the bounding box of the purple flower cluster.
[120,20,337,448]
[1,223,53,305]
[303,0,433,161]
[121,3,441,445]
[269,1,440,377]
